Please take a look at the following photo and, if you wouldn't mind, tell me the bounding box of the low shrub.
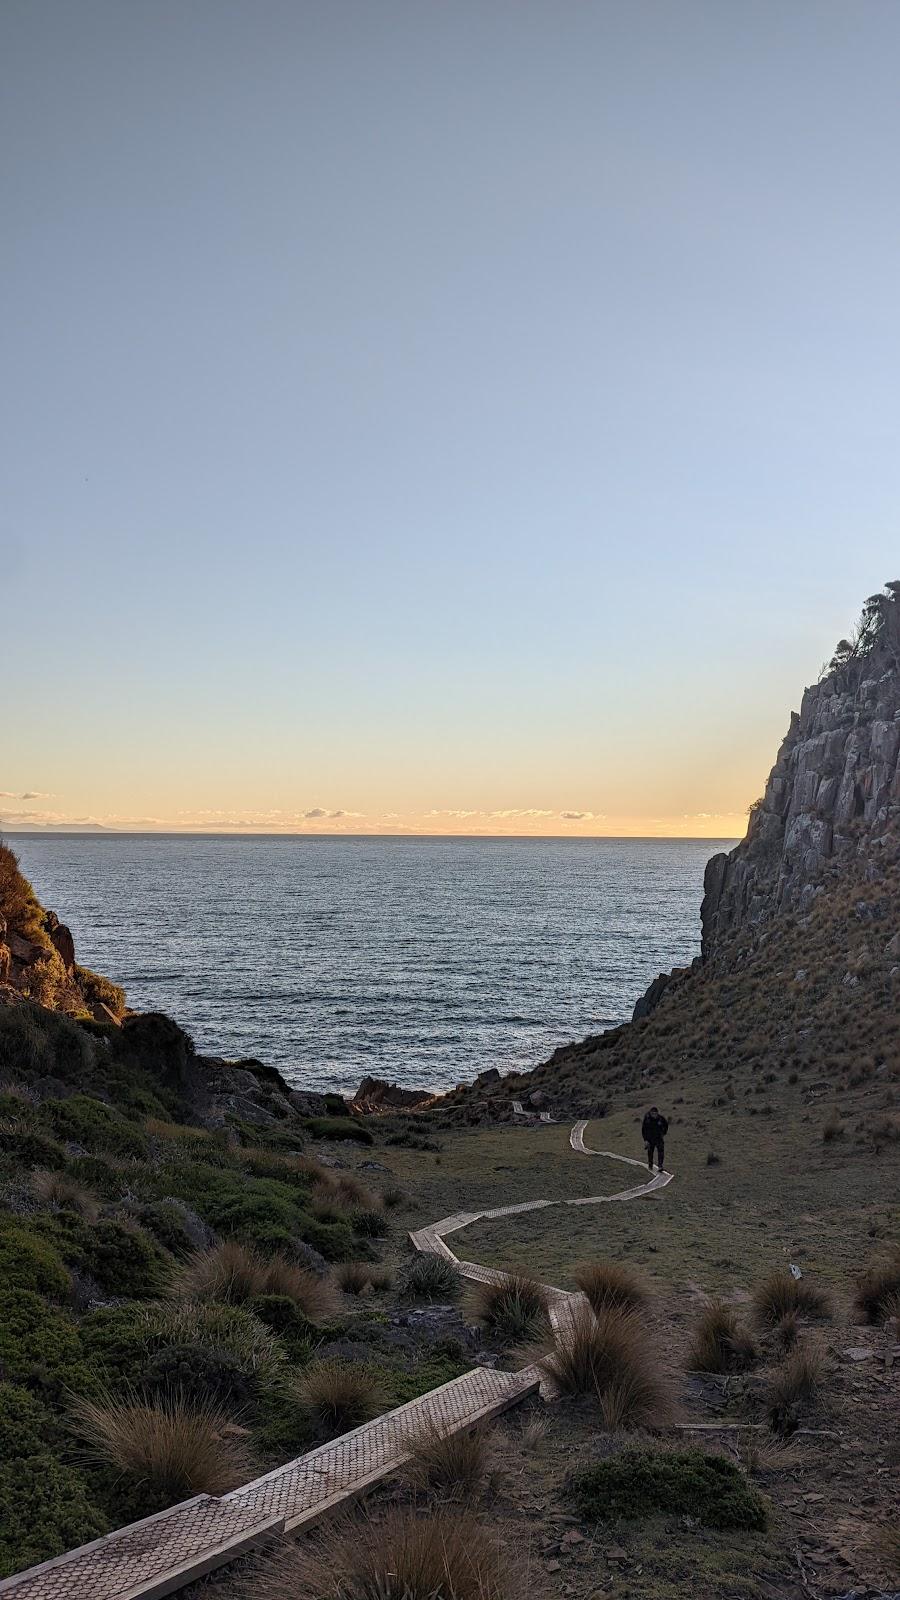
[74,965,126,1018]
[574,1259,648,1314]
[65,1154,128,1201]
[751,1272,832,1328]
[133,1199,206,1258]
[141,1344,256,1411]
[406,1420,491,1494]
[257,1505,511,1600]
[767,1343,824,1435]
[854,1248,900,1324]
[0,1218,71,1298]
[336,1262,392,1297]
[0,1000,95,1091]
[544,1304,668,1427]
[349,1207,389,1239]
[176,1242,337,1322]
[247,1293,314,1355]
[82,1300,285,1389]
[0,1124,67,1170]
[398,1253,462,1303]
[0,1456,107,1579]
[386,1129,442,1151]
[30,1168,99,1221]
[295,1359,386,1434]
[688,1300,758,1374]
[473,1274,550,1344]
[82,1220,167,1298]
[41,1095,148,1161]
[572,1448,767,1530]
[0,1290,87,1398]
[382,1185,407,1209]
[0,1383,62,1460]
[71,1389,255,1503]
[303,1117,373,1146]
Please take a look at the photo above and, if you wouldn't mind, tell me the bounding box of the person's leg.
[646,1143,653,1170]
[657,1138,665,1171]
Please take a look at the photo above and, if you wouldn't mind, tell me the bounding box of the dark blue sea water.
[8,835,734,1095]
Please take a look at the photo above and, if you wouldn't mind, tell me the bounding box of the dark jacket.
[642,1111,668,1145]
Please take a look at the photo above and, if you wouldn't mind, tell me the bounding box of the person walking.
[641,1106,668,1172]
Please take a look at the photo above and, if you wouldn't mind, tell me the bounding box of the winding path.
[0,1122,672,1600]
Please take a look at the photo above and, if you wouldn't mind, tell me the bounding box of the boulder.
[353,1076,433,1109]
[288,1089,330,1116]
[48,920,75,973]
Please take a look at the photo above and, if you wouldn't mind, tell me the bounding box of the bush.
[0,1456,107,1578]
[0,1383,62,1460]
[141,1344,256,1411]
[175,1242,337,1322]
[295,1216,358,1263]
[82,1220,167,1298]
[751,1272,832,1328]
[30,1168,99,1221]
[303,1117,373,1146]
[349,1207,389,1239]
[65,1153,127,1200]
[0,1290,88,1399]
[473,1274,550,1344]
[116,1012,195,1092]
[74,965,126,1018]
[854,1248,900,1324]
[71,1389,254,1504]
[572,1448,767,1530]
[0,1000,95,1089]
[398,1253,462,1303]
[247,1294,314,1354]
[0,1124,67,1170]
[41,1095,148,1160]
[336,1262,392,1297]
[82,1301,284,1389]
[0,1218,71,1298]
[544,1304,669,1428]
[406,1421,491,1493]
[688,1301,758,1374]
[133,1199,204,1258]
[574,1259,648,1314]
[256,1505,513,1600]
[295,1359,385,1435]
[767,1343,824,1435]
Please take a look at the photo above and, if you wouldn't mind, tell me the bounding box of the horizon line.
[3,828,741,842]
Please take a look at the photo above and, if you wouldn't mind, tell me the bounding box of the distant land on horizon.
[2,827,741,842]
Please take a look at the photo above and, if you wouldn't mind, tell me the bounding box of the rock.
[526,1089,550,1110]
[47,920,75,973]
[353,1076,433,1109]
[7,930,40,965]
[632,971,672,1020]
[843,1347,873,1362]
[473,1067,501,1088]
[288,1090,330,1116]
[885,931,900,958]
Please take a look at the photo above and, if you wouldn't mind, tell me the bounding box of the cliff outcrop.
[701,582,900,964]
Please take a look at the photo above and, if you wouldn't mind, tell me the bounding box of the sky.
[2,1,899,838]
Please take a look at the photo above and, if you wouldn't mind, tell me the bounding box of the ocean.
[8,835,734,1096]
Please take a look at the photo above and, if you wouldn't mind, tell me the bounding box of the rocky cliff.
[701,582,900,964]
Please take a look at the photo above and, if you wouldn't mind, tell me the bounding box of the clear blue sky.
[2,1,898,834]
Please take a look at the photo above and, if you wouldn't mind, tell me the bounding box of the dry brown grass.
[336,1261,393,1296]
[688,1299,758,1373]
[543,1303,670,1426]
[295,1359,386,1433]
[243,1505,515,1600]
[70,1389,254,1498]
[472,1274,550,1343]
[573,1258,648,1314]
[176,1241,337,1321]
[406,1420,492,1494]
[854,1248,900,1324]
[751,1271,832,1329]
[30,1167,99,1221]
[766,1342,825,1435]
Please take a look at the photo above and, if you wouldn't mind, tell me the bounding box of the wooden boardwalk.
[0,1120,671,1599]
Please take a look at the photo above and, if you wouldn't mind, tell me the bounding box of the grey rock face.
[701,591,900,963]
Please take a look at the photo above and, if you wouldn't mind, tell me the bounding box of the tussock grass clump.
[544,1304,669,1427]
[751,1271,832,1329]
[295,1360,386,1433]
[854,1248,900,1324]
[574,1259,648,1315]
[30,1168,99,1221]
[822,1110,846,1143]
[247,1505,512,1600]
[398,1253,463,1303]
[572,1448,767,1531]
[336,1261,392,1297]
[175,1242,336,1322]
[138,1301,286,1382]
[406,1420,491,1494]
[767,1343,825,1435]
[382,1185,407,1209]
[473,1274,550,1344]
[688,1300,758,1374]
[70,1390,254,1499]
